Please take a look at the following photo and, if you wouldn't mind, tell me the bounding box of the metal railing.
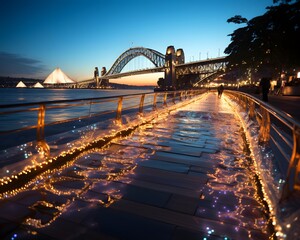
[0,89,205,152]
[0,89,207,193]
[225,90,300,200]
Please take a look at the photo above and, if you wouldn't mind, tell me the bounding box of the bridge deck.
[0,92,272,239]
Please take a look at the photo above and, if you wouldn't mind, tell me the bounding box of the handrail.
[0,89,205,151]
[0,92,155,109]
[225,90,300,201]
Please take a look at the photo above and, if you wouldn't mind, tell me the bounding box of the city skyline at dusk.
[1,0,273,85]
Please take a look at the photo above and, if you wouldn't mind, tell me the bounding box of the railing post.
[238,94,243,107]
[281,126,300,200]
[139,94,145,113]
[248,99,255,119]
[242,95,247,110]
[36,104,50,156]
[116,96,123,121]
[291,126,300,190]
[153,93,157,109]
[187,90,190,99]
[191,90,194,98]
[163,92,168,106]
[172,92,176,104]
[259,107,270,143]
[37,104,46,141]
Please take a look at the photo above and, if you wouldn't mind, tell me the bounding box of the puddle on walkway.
[1,92,272,239]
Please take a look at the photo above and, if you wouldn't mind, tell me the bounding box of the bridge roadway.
[0,92,272,239]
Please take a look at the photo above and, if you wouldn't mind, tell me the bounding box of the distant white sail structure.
[16,81,27,88]
[33,82,44,88]
[44,68,76,84]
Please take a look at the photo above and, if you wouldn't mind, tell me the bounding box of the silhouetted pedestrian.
[217,84,224,98]
[259,77,271,102]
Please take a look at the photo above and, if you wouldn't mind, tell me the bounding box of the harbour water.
[0,87,154,148]
[0,88,153,105]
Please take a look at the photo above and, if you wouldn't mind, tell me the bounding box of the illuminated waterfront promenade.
[0,92,279,239]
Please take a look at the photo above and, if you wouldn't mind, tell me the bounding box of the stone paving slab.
[0,92,272,239]
[116,178,202,199]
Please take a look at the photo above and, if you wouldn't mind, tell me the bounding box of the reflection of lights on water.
[206,226,215,235]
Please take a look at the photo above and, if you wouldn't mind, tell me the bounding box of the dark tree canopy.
[225,1,300,80]
[227,15,248,24]
[273,0,298,3]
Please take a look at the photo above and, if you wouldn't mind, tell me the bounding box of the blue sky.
[0,0,273,84]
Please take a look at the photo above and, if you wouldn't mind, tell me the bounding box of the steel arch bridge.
[106,47,165,75]
[76,46,227,88]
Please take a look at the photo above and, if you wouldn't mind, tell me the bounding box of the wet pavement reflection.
[0,92,272,239]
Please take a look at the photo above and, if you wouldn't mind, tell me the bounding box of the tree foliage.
[225,1,300,80]
[227,15,248,24]
[273,0,298,4]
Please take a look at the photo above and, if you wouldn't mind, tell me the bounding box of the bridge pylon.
[100,67,109,87]
[163,46,185,90]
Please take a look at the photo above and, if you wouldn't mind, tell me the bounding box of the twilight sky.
[0,0,273,85]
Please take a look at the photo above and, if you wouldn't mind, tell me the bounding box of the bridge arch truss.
[106,47,165,76]
[175,57,227,76]
[175,57,228,86]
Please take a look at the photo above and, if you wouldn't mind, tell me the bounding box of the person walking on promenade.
[217,84,224,98]
[259,77,271,102]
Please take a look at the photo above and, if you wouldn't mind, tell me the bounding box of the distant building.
[33,82,44,88]
[16,81,27,88]
[44,68,76,84]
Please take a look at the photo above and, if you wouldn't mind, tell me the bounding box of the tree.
[227,15,248,24]
[225,1,300,80]
[273,0,298,4]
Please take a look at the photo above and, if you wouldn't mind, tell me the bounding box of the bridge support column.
[164,46,185,90]
[94,67,99,88]
[165,46,176,90]
[101,67,109,87]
